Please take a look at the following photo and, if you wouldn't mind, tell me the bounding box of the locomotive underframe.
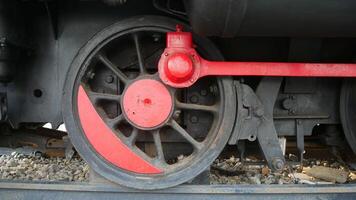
[0,0,355,190]
[2,1,344,134]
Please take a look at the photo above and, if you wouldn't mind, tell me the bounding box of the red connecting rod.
[158,25,356,88]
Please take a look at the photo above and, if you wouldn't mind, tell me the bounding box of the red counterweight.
[158,25,356,88]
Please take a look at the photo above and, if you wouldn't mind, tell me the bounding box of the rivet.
[105,75,114,83]
[190,116,199,123]
[190,95,199,103]
[200,89,208,96]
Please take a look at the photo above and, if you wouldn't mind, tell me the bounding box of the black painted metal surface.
[185,0,356,37]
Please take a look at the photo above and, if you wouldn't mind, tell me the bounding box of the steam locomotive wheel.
[62,16,236,189]
[340,79,356,154]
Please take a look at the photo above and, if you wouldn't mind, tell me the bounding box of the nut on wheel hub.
[122,79,173,129]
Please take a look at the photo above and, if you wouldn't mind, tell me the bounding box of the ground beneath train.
[0,144,355,185]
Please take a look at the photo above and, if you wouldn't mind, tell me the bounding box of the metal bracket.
[63,135,75,160]
[230,78,285,171]
[0,93,7,121]
[255,77,285,171]
[229,81,263,144]
[296,119,305,162]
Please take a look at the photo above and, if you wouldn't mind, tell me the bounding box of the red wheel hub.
[122,79,173,129]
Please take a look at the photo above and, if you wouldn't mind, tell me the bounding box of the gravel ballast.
[0,152,89,182]
[210,155,356,185]
[0,152,354,185]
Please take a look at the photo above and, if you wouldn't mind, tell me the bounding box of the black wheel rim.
[340,79,356,154]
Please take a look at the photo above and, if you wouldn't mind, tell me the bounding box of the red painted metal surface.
[165,53,194,83]
[159,26,356,88]
[122,79,173,129]
[166,24,192,49]
[77,85,162,174]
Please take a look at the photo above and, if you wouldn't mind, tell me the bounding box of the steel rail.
[0,181,355,200]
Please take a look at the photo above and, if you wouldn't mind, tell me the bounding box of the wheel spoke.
[97,54,129,84]
[88,91,121,103]
[170,120,202,150]
[175,101,218,113]
[152,129,165,163]
[106,114,125,128]
[132,33,146,74]
[127,127,138,146]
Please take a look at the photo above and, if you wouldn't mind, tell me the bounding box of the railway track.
[0,179,356,200]
[0,132,355,199]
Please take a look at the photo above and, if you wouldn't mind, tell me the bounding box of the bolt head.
[272,158,285,171]
[190,115,198,123]
[86,71,95,79]
[200,89,208,96]
[173,110,181,119]
[190,95,199,103]
[105,75,114,83]
[254,108,264,117]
